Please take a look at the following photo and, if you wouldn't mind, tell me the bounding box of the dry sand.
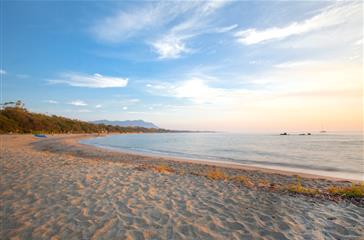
[1,134,363,239]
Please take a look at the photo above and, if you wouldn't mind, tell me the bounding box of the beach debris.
[153,165,174,174]
[258,179,270,188]
[230,176,254,188]
[135,164,148,171]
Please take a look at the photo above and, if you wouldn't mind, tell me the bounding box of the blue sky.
[1,1,362,132]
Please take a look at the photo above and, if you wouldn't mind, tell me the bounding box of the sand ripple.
[1,135,363,239]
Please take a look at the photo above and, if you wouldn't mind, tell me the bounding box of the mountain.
[91,120,159,129]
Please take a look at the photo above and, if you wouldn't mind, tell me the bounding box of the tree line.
[0,102,169,134]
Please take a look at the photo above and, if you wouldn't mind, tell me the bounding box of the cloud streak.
[49,73,128,88]
[69,100,88,106]
[147,78,252,105]
[151,2,229,59]
[45,100,59,104]
[91,1,230,59]
[235,3,361,45]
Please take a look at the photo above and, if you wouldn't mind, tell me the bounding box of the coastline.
[77,134,360,182]
[30,134,364,193]
[1,134,364,239]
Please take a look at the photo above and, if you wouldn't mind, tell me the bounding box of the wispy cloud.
[274,60,322,69]
[151,2,229,59]
[95,104,102,108]
[49,73,128,88]
[0,69,6,75]
[69,100,88,106]
[91,1,230,59]
[91,2,199,43]
[215,24,238,33]
[147,77,249,105]
[235,3,361,45]
[45,100,58,104]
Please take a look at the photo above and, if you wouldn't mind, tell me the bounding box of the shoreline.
[30,134,364,192]
[78,134,361,182]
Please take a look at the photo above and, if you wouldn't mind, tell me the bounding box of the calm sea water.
[81,133,364,180]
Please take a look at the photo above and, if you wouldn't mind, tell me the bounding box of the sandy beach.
[1,134,363,239]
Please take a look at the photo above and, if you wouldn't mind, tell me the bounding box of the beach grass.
[286,176,319,196]
[230,176,255,188]
[153,164,175,174]
[206,169,228,180]
[328,183,364,198]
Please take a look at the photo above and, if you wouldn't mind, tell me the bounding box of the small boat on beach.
[34,134,47,138]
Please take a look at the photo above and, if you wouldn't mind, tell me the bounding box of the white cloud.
[147,78,246,105]
[152,36,190,59]
[95,104,102,108]
[235,2,361,45]
[144,60,362,132]
[150,2,229,59]
[49,73,128,88]
[45,100,58,104]
[91,2,201,43]
[123,106,128,110]
[69,100,88,106]
[0,69,6,75]
[91,1,230,59]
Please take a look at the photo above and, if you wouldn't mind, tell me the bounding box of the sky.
[1,1,363,132]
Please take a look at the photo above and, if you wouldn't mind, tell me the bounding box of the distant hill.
[0,106,168,134]
[91,120,159,129]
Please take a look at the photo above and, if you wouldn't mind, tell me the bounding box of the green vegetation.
[0,102,170,134]
[328,183,364,198]
[287,176,319,196]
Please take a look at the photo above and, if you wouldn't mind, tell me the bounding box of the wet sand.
[1,134,363,239]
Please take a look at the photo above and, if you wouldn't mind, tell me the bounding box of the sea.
[80,132,364,181]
